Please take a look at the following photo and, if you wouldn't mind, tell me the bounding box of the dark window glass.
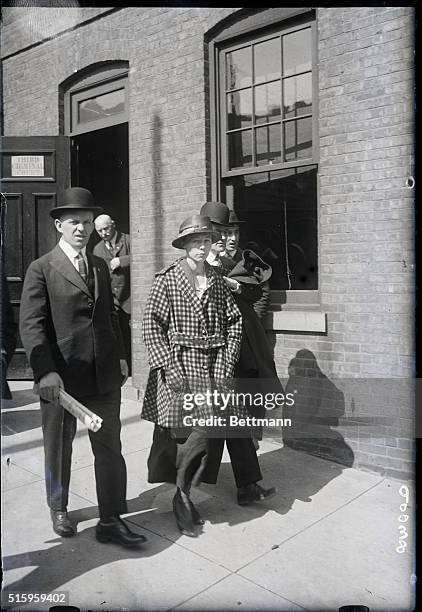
[226,47,252,90]
[283,73,312,119]
[284,117,312,161]
[227,90,252,130]
[228,130,252,169]
[224,166,318,290]
[255,124,281,166]
[283,28,312,77]
[254,82,281,124]
[78,88,125,124]
[254,37,281,84]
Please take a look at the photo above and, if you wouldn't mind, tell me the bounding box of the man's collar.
[104,232,117,247]
[59,237,87,259]
[206,251,219,265]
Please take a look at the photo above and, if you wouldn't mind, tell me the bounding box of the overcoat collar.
[49,244,96,298]
[176,259,214,326]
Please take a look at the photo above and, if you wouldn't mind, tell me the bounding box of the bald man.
[94,215,132,374]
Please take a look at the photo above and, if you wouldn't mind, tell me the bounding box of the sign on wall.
[11,155,44,177]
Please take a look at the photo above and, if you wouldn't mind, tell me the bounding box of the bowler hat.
[50,187,102,219]
[228,210,246,225]
[200,201,230,227]
[172,215,221,249]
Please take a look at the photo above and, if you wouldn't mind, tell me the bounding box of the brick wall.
[2,7,415,478]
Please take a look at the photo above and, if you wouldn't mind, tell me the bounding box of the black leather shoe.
[95,517,147,548]
[50,510,76,537]
[189,500,205,526]
[237,483,277,506]
[173,489,197,537]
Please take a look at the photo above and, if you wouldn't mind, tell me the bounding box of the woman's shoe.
[189,500,205,525]
[173,489,197,537]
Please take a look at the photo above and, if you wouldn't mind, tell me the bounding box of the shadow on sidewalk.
[1,407,42,435]
[200,445,346,526]
[2,511,169,597]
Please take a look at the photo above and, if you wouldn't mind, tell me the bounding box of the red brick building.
[1,6,415,478]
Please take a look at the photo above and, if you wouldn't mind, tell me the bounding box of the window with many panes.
[215,18,318,294]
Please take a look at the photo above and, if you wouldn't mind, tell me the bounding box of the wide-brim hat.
[50,187,103,219]
[172,214,221,249]
[199,201,230,227]
[228,210,246,225]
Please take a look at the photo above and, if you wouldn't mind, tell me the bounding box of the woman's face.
[183,234,212,262]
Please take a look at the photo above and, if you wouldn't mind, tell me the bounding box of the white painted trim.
[263,310,326,333]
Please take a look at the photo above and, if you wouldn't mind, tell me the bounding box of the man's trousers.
[40,388,128,519]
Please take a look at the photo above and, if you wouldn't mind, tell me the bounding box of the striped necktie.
[76,253,88,284]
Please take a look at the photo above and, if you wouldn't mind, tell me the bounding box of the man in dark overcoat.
[19,187,146,548]
[93,214,132,374]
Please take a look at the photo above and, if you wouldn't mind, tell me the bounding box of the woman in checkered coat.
[142,214,243,537]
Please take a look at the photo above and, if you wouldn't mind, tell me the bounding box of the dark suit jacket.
[93,232,131,314]
[223,248,270,319]
[19,245,125,398]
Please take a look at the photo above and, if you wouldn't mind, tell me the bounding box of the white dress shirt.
[58,237,88,271]
[206,251,221,267]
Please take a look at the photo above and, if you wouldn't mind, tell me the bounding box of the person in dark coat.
[223,210,271,320]
[199,201,277,504]
[19,187,146,548]
[142,214,243,536]
[93,214,132,374]
[1,270,17,399]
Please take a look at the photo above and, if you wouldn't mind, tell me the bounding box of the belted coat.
[142,258,243,428]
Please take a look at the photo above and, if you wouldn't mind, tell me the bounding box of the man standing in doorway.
[93,214,132,375]
[19,188,146,548]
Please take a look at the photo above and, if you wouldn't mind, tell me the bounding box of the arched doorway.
[62,61,132,372]
[62,61,130,251]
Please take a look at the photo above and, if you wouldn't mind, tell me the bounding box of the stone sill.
[263,310,327,333]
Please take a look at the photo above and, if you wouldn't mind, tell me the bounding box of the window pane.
[226,47,252,90]
[284,117,312,161]
[227,90,252,130]
[283,73,312,119]
[283,28,311,76]
[78,88,125,124]
[256,124,281,166]
[228,130,252,169]
[254,82,281,125]
[225,166,318,289]
[254,37,281,84]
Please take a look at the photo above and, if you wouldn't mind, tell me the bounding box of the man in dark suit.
[93,215,131,374]
[19,188,146,548]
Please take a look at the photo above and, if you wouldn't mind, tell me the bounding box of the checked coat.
[142,258,243,428]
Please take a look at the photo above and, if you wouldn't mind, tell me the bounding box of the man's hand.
[110,257,121,271]
[120,359,129,385]
[38,372,64,403]
[223,276,241,294]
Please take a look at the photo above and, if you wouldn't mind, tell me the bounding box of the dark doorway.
[71,123,129,252]
[1,136,70,378]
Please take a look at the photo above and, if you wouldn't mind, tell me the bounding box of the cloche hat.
[172,215,220,249]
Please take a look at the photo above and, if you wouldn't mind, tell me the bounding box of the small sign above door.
[11,155,44,177]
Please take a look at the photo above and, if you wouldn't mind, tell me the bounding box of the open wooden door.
[1,136,70,378]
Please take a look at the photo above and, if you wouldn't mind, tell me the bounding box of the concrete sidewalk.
[1,381,415,611]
